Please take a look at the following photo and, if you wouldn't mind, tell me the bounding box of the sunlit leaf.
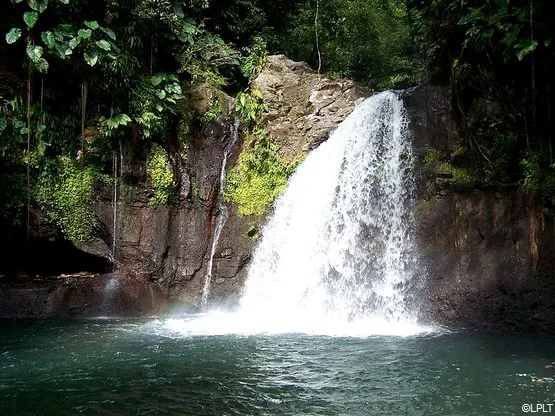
[35,57,49,73]
[5,28,22,44]
[68,37,80,48]
[516,39,538,60]
[57,24,74,37]
[41,31,55,48]
[150,74,164,86]
[23,11,39,28]
[78,28,92,39]
[95,39,111,50]
[26,45,43,63]
[84,21,99,30]
[37,140,46,155]
[28,0,40,11]
[84,51,98,66]
[182,19,197,35]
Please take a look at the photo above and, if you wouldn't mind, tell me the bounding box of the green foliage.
[280,0,420,89]
[200,95,222,124]
[5,28,22,44]
[408,0,555,200]
[23,11,39,28]
[6,0,120,74]
[241,36,268,82]
[424,148,473,186]
[190,176,200,200]
[225,128,298,216]
[176,31,240,87]
[146,144,176,205]
[235,88,269,123]
[149,73,184,112]
[35,157,100,242]
[0,98,30,162]
[521,152,555,205]
[98,113,132,140]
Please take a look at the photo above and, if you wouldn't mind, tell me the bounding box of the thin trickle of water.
[200,117,241,308]
[239,91,423,333]
[111,141,123,270]
[111,149,118,268]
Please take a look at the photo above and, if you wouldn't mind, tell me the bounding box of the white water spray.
[200,118,240,308]
[236,91,421,333]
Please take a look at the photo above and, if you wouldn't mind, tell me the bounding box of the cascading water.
[237,91,421,334]
[200,117,241,308]
[165,92,433,336]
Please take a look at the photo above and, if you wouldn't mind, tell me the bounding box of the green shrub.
[241,36,268,82]
[35,156,100,242]
[225,128,298,216]
[521,152,555,205]
[235,88,269,124]
[146,143,176,204]
[200,95,222,124]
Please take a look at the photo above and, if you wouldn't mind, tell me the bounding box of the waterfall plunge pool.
[1,317,554,415]
[2,94,550,415]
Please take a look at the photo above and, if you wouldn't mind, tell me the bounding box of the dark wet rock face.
[416,188,555,332]
[403,86,555,334]
[0,274,166,318]
[89,114,256,308]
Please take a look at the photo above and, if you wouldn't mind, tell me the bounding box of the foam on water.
[154,312,439,338]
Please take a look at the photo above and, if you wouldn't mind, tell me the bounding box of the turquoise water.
[1,318,554,415]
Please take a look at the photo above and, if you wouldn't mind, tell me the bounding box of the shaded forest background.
[0,0,554,242]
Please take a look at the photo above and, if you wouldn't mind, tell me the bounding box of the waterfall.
[238,91,422,332]
[163,92,433,336]
[200,118,241,308]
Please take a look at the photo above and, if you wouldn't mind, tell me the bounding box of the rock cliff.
[403,84,555,332]
[1,57,554,333]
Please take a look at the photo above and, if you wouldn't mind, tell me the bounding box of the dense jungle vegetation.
[0,0,553,242]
